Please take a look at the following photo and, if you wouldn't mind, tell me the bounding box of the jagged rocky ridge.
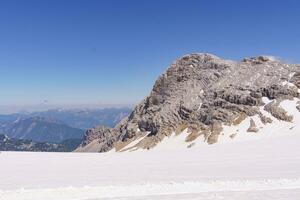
[76,53,300,152]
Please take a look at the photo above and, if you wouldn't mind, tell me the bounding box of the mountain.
[30,108,132,130]
[76,53,300,152]
[0,134,81,152]
[0,113,20,123]
[0,114,20,130]
[0,108,131,145]
[0,108,131,130]
[0,116,84,143]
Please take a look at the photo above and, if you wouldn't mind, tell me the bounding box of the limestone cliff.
[76,53,300,152]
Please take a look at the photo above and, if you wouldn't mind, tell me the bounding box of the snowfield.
[1,133,300,200]
[1,98,300,200]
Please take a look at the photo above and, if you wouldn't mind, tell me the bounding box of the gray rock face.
[76,53,300,152]
[264,100,294,122]
[79,125,117,152]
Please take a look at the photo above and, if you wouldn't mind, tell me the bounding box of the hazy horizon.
[0,103,134,115]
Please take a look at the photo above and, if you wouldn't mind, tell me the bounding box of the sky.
[0,0,300,113]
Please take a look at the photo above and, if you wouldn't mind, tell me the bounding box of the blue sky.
[0,0,300,112]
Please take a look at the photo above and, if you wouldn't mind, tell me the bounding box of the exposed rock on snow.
[264,100,293,122]
[259,113,272,124]
[247,118,259,133]
[76,53,300,152]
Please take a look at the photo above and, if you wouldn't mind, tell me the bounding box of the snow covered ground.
[1,98,300,200]
[1,132,300,200]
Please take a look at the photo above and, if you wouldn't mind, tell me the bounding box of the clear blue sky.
[0,0,300,112]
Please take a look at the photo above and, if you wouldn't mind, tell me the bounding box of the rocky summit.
[75,53,300,152]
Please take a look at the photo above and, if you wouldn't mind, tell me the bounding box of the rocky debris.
[291,72,300,87]
[187,143,195,148]
[264,101,293,122]
[76,53,300,152]
[185,131,201,142]
[76,125,117,152]
[296,101,300,112]
[81,126,112,146]
[247,118,259,133]
[207,121,223,144]
[242,56,275,64]
[229,133,237,139]
[259,113,273,124]
[232,113,248,125]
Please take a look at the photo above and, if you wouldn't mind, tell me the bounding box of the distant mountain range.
[0,116,84,143]
[30,108,131,130]
[0,107,131,148]
[0,134,81,152]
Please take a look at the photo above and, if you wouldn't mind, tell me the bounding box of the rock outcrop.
[247,118,259,133]
[76,53,300,152]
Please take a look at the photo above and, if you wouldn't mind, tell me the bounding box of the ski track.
[1,179,300,200]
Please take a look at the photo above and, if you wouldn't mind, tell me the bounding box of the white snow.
[215,98,300,144]
[117,134,149,152]
[1,131,300,199]
[1,178,300,200]
[1,98,300,199]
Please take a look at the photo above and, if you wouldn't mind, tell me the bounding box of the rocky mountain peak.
[76,53,300,153]
[242,55,277,64]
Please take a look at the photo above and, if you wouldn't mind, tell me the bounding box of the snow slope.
[1,131,300,200]
[116,97,300,152]
[1,98,300,200]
